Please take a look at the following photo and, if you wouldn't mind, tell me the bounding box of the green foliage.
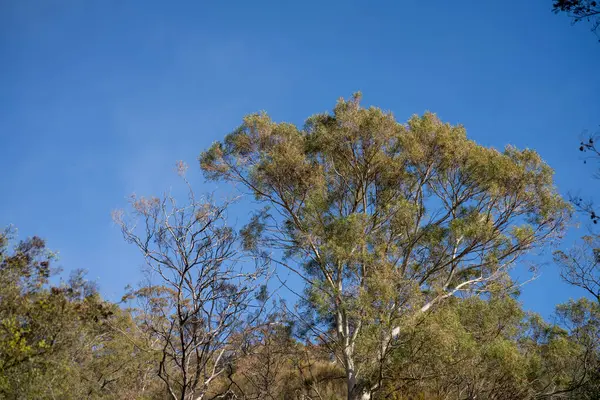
[0,228,160,399]
[200,94,571,398]
[2,93,593,399]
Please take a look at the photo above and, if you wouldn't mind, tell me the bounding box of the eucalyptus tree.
[554,236,600,398]
[115,165,267,400]
[555,234,600,303]
[200,94,570,400]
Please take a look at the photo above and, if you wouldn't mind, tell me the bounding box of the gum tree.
[114,165,267,400]
[200,94,570,400]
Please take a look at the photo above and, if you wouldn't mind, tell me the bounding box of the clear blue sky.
[1,0,599,317]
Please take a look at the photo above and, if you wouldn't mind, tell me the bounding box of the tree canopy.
[200,94,571,399]
[1,95,596,400]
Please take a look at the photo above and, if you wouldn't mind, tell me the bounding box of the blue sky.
[1,0,599,317]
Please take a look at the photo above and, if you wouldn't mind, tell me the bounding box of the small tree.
[114,163,266,400]
[555,235,600,303]
[554,236,600,398]
[200,94,570,400]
